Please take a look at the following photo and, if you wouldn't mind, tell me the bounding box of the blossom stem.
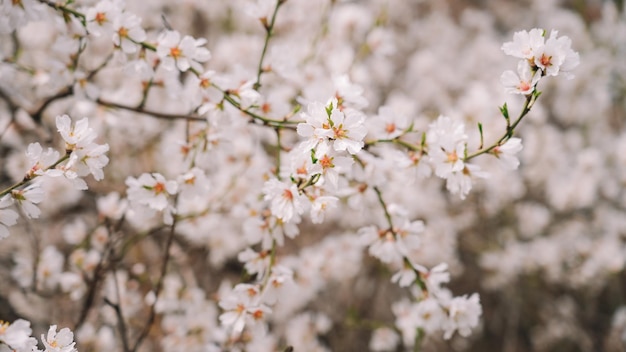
[214,84,299,127]
[137,60,161,109]
[139,41,157,52]
[254,0,284,91]
[39,0,158,53]
[404,257,427,292]
[413,328,424,352]
[372,186,396,235]
[0,154,70,197]
[137,78,154,110]
[298,174,321,191]
[39,0,86,25]
[262,239,278,289]
[275,128,282,179]
[366,137,421,151]
[364,160,430,320]
[464,92,537,161]
[69,37,87,72]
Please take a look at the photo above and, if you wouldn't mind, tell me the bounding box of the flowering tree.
[0,0,624,351]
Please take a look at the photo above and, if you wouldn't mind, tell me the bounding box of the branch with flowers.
[0,1,587,351]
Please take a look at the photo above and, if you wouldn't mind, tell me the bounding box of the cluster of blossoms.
[5,0,622,351]
[0,115,108,239]
[0,113,106,350]
[0,320,77,352]
[501,28,580,95]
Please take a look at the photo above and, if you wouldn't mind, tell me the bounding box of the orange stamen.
[170,47,181,58]
[94,12,106,25]
[153,182,166,194]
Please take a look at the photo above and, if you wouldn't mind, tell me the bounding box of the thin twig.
[38,0,86,25]
[75,232,114,329]
[253,0,285,90]
[96,99,205,122]
[30,87,74,124]
[0,87,19,142]
[465,93,536,160]
[28,50,113,124]
[104,294,131,352]
[214,85,299,128]
[130,210,179,352]
[0,153,70,197]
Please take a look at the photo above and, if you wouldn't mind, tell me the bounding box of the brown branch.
[104,296,131,352]
[0,87,19,141]
[30,87,74,124]
[130,213,179,352]
[27,52,111,124]
[74,240,110,329]
[74,217,123,330]
[96,98,206,122]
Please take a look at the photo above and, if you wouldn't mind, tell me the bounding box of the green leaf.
[325,102,333,117]
[404,121,415,134]
[499,103,509,120]
[310,148,318,163]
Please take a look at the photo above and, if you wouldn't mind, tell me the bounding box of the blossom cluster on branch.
[2,0,623,352]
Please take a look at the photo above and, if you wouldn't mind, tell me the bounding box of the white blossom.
[262,178,307,223]
[501,60,541,95]
[157,30,211,72]
[442,293,482,339]
[41,325,77,352]
[0,195,18,240]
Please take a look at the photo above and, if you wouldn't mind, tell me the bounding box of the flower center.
[170,47,182,58]
[447,151,458,163]
[319,155,334,169]
[199,78,211,89]
[252,309,264,320]
[118,27,128,38]
[94,12,106,25]
[333,125,347,139]
[11,189,26,201]
[518,81,531,92]
[540,54,552,67]
[153,182,166,194]
[236,304,245,313]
